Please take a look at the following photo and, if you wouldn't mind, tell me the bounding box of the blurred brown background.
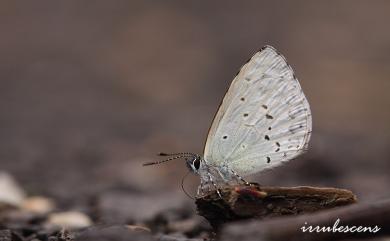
[0,1,389,206]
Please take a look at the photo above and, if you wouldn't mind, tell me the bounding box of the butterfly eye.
[193,158,200,170]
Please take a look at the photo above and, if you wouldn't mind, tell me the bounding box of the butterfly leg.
[197,181,204,196]
[208,173,222,198]
[230,169,251,186]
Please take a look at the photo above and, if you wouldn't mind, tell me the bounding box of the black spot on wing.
[265,114,274,119]
[266,156,271,163]
[264,135,270,141]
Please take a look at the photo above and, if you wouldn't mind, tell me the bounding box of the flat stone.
[196,184,357,229]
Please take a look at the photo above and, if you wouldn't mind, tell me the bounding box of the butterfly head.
[143,152,203,174]
[185,154,202,174]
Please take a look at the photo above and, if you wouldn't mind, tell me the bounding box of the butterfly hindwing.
[203,46,312,177]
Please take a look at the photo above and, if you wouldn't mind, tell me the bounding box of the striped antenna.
[142,152,196,166]
[158,152,195,156]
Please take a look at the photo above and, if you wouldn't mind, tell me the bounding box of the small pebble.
[47,211,92,229]
[0,172,25,207]
[21,196,55,214]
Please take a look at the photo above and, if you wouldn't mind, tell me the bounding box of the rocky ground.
[1,171,390,241]
[0,172,213,241]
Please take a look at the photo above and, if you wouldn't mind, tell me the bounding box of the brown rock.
[196,184,357,229]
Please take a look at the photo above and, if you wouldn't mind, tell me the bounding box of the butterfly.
[144,45,312,197]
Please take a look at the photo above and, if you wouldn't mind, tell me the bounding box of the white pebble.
[47,211,92,229]
[0,172,25,207]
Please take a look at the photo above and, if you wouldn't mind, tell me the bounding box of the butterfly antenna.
[181,170,194,200]
[158,152,195,157]
[142,155,184,166]
[142,152,196,166]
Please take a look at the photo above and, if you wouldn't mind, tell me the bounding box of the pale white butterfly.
[144,45,312,196]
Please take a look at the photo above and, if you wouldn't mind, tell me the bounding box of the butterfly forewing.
[203,46,312,177]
